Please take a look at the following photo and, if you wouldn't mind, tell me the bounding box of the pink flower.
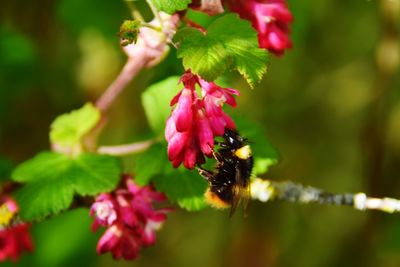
[90,175,170,261]
[0,198,34,262]
[89,194,117,231]
[123,13,179,68]
[190,0,225,16]
[227,0,293,56]
[165,71,240,169]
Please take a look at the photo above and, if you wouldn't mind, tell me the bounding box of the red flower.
[227,0,293,56]
[0,198,34,262]
[165,71,240,169]
[90,176,170,260]
[0,224,34,262]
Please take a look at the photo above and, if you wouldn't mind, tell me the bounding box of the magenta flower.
[165,71,240,169]
[90,175,170,260]
[89,194,117,231]
[227,0,293,56]
[0,198,34,262]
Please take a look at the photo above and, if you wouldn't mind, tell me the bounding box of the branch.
[251,178,400,214]
[95,13,178,114]
[97,139,157,156]
[95,55,147,113]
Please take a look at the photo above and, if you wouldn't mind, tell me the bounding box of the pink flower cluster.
[0,197,34,262]
[90,176,170,260]
[165,71,239,169]
[227,0,293,56]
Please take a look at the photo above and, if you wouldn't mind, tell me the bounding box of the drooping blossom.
[190,0,225,16]
[0,197,34,262]
[227,0,293,56]
[123,12,179,68]
[90,175,170,260]
[165,71,240,169]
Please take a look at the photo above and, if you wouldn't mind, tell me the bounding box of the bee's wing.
[229,165,242,217]
[241,177,251,217]
[229,164,251,217]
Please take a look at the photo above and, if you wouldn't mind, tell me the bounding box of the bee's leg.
[208,144,223,163]
[196,166,214,182]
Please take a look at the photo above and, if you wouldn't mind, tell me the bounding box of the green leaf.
[207,14,268,87]
[177,28,228,81]
[134,143,169,186]
[252,158,278,177]
[12,151,121,221]
[50,102,100,153]
[152,0,191,14]
[232,114,279,176]
[142,76,181,135]
[176,14,268,88]
[153,167,208,211]
[118,19,141,46]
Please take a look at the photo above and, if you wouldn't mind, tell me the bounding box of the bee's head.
[223,128,245,148]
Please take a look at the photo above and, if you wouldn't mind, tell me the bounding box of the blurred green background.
[1,0,400,266]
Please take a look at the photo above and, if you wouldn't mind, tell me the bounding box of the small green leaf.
[50,103,100,153]
[142,76,181,135]
[12,151,122,221]
[252,158,278,177]
[232,114,279,176]
[118,19,141,46]
[176,14,268,87]
[153,167,208,211]
[152,0,191,14]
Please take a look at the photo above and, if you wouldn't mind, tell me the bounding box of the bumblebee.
[197,128,253,216]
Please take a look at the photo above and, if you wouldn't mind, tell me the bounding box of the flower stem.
[96,54,147,113]
[124,0,145,22]
[146,0,164,28]
[97,139,157,156]
[251,178,400,214]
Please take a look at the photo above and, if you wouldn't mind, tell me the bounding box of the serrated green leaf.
[12,151,121,221]
[153,167,208,211]
[142,76,181,134]
[73,153,122,195]
[50,102,100,152]
[176,14,268,87]
[14,178,75,222]
[177,28,228,81]
[207,14,268,87]
[134,143,169,186]
[152,0,191,14]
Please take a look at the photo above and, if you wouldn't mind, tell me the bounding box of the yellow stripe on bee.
[234,145,252,160]
[204,189,230,209]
